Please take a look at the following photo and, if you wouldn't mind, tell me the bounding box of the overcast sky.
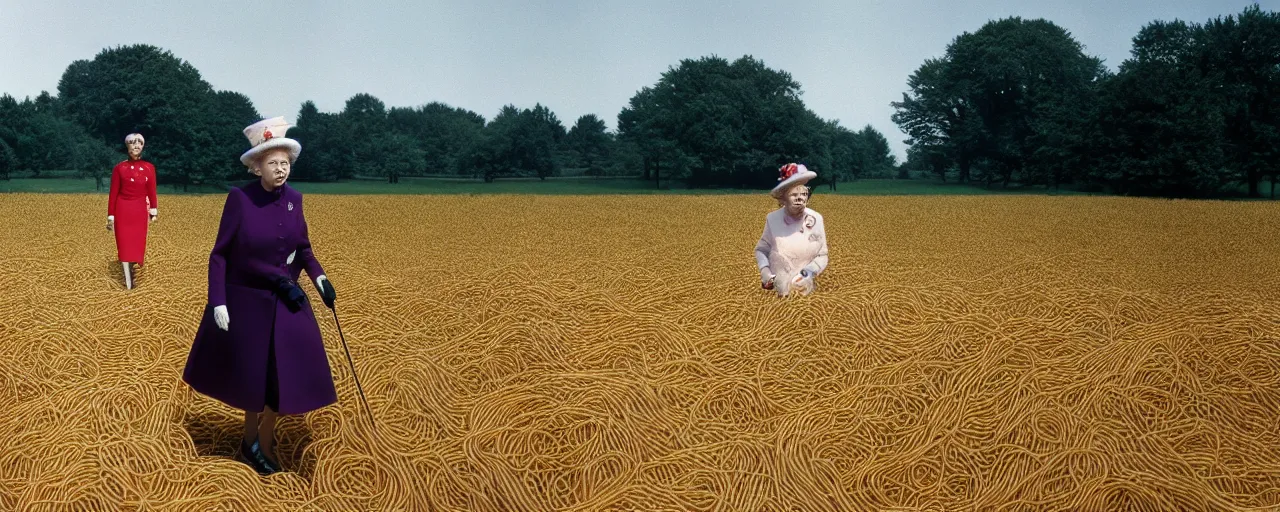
[1,0,1271,160]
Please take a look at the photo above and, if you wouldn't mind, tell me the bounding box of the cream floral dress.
[754,207,829,296]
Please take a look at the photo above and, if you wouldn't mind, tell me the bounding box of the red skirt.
[113,196,150,263]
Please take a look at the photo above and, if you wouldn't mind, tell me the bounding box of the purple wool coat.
[183,180,338,415]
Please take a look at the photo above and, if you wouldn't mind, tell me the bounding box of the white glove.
[759,267,775,288]
[315,275,328,291]
[774,275,791,296]
[791,273,815,295]
[213,305,229,331]
[106,217,114,231]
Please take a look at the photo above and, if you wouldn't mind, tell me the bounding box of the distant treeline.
[893,4,1280,198]
[0,47,897,191]
[0,4,1276,198]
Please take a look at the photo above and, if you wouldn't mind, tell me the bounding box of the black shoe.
[261,439,283,473]
[239,437,280,475]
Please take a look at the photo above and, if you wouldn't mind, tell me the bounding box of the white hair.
[776,184,811,206]
[248,146,294,175]
[124,133,144,144]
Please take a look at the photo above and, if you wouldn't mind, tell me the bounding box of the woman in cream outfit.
[755,163,829,296]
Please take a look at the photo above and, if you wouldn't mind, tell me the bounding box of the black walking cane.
[328,303,377,432]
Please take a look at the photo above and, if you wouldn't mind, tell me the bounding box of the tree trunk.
[655,160,661,189]
[958,153,971,183]
[1248,168,1261,198]
[1270,173,1276,199]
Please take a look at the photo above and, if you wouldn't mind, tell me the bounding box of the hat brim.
[240,138,301,167]
[770,170,817,198]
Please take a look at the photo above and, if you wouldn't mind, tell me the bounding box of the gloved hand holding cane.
[315,275,336,309]
[314,275,373,431]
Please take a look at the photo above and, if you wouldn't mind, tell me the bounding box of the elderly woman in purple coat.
[183,116,338,476]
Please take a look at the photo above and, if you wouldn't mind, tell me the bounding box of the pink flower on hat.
[778,163,799,181]
[263,129,274,141]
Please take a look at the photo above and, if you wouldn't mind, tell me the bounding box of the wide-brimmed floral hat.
[239,116,301,168]
[771,163,817,198]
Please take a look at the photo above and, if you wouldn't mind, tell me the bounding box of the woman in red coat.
[106,133,158,289]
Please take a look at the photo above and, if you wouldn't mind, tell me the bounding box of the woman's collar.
[253,179,285,198]
[782,208,804,223]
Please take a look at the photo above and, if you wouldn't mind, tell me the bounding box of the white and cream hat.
[770,163,817,198]
[239,116,301,168]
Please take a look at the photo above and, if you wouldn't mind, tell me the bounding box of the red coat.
[108,159,158,263]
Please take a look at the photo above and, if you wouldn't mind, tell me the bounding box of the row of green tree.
[0,49,260,190]
[290,59,900,189]
[893,4,1280,198]
[1,4,1276,197]
[0,46,898,190]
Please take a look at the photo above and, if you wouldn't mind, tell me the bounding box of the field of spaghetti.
[0,191,1277,511]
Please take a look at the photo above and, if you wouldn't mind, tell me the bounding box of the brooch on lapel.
[287,201,294,211]
[804,215,816,229]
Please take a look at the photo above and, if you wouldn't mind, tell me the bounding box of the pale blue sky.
[1,0,1270,160]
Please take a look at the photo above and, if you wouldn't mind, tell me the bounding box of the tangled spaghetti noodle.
[0,193,1276,511]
